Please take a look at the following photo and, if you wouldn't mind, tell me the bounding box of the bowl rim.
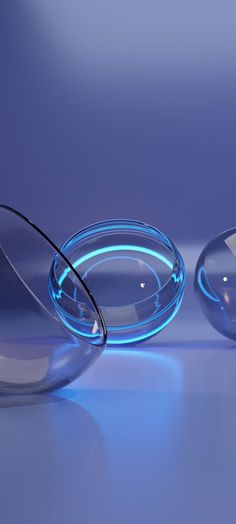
[0,204,107,346]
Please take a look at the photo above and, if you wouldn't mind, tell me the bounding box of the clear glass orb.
[55,220,186,345]
[0,206,106,395]
[195,228,236,340]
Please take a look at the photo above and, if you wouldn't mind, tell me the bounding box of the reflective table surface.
[1,251,236,524]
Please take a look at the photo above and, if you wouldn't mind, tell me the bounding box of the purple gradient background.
[1,1,236,244]
[1,2,236,523]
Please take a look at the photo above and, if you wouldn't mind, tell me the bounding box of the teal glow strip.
[58,244,173,286]
[197,266,219,303]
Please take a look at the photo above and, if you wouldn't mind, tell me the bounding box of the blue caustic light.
[51,220,185,345]
[197,266,220,303]
[58,244,173,286]
[108,295,184,344]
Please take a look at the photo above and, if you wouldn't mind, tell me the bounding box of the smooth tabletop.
[1,269,236,524]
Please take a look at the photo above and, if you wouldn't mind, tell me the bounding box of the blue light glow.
[81,254,162,290]
[63,222,173,252]
[198,266,219,303]
[58,244,173,286]
[51,232,184,344]
[55,348,182,403]
[107,294,183,344]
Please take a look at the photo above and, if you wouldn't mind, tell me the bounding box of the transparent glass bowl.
[195,228,236,341]
[54,220,185,344]
[0,205,106,394]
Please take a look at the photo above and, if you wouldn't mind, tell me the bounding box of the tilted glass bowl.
[53,220,185,345]
[0,205,106,394]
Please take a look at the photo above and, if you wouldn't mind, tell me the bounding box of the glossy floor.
[0,266,235,523]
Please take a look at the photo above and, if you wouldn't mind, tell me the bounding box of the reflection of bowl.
[0,205,106,394]
[0,395,106,523]
[56,220,185,344]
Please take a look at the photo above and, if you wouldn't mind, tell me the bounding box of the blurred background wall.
[1,0,236,248]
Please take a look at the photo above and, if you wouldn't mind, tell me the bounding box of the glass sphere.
[54,220,186,345]
[0,205,106,395]
[195,228,236,340]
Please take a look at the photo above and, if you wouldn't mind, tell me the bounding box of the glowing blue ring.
[54,239,184,344]
[58,244,173,286]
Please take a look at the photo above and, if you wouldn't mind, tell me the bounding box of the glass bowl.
[54,220,185,344]
[0,205,106,394]
[195,228,236,341]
